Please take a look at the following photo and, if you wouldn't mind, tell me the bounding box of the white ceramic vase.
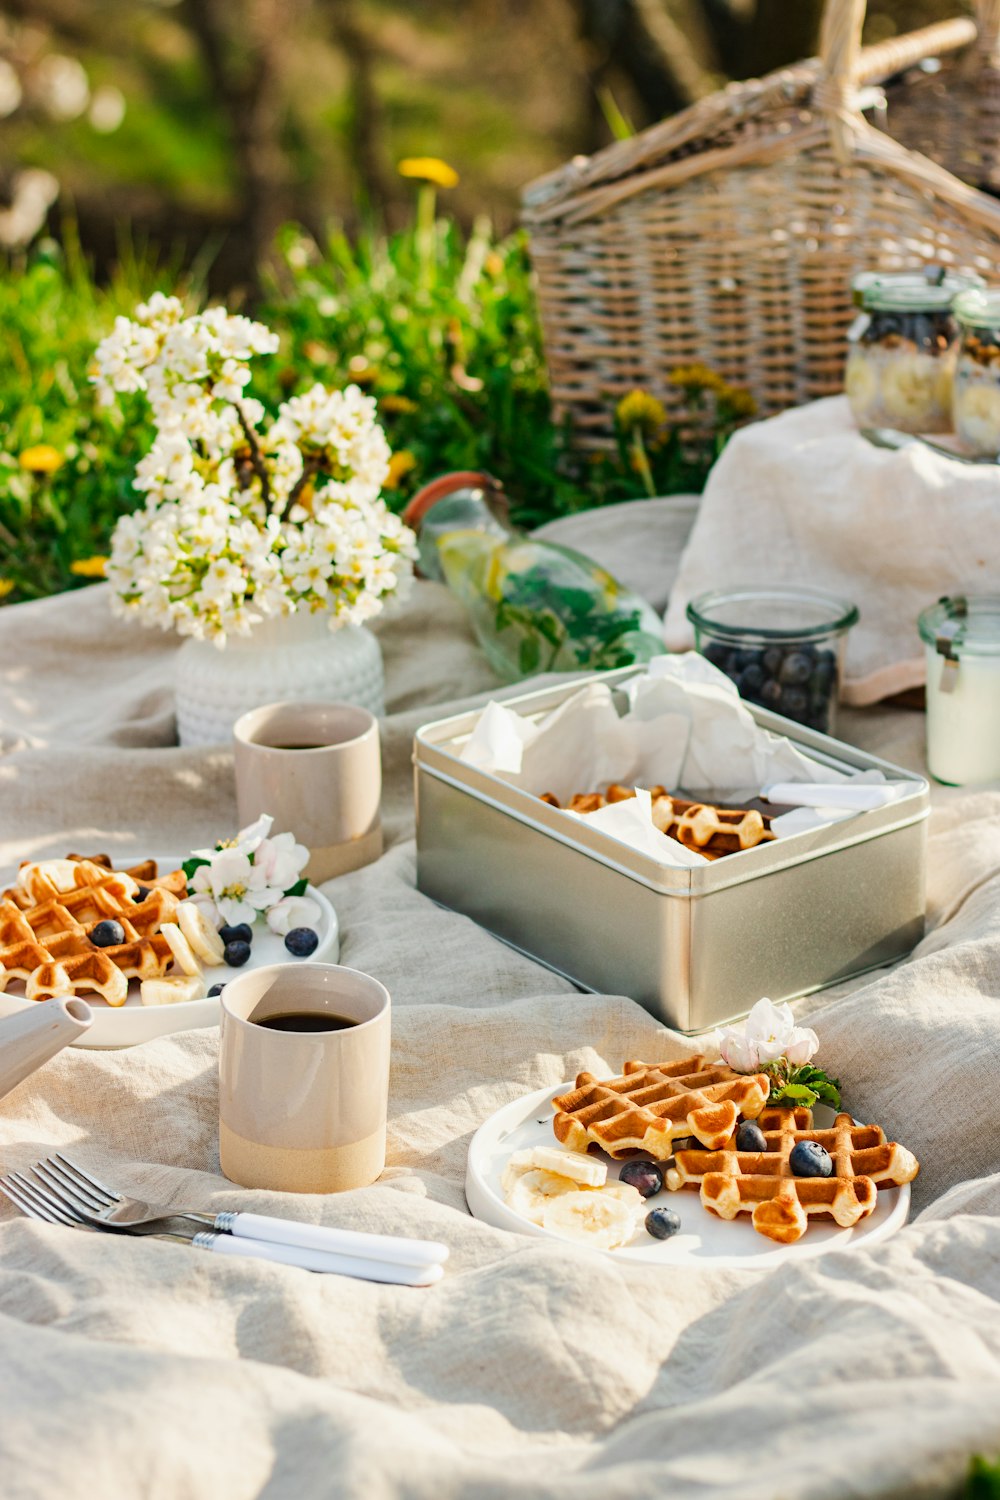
[175,611,385,748]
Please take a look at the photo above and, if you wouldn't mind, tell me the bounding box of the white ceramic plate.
[466,1082,911,1268]
[0,854,339,1049]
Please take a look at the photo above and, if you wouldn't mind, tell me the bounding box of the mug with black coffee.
[219,962,391,1193]
[233,700,383,885]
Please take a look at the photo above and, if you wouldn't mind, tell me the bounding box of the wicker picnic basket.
[522,0,1000,447]
[884,0,1000,195]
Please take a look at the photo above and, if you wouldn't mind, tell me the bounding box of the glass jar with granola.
[952,290,1000,457]
[845,270,981,435]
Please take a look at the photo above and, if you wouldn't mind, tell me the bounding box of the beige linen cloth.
[663,396,1000,706]
[1,506,1000,1499]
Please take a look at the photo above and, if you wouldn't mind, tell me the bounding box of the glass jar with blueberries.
[686,586,859,735]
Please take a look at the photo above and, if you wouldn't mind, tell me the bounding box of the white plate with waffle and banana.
[466,1058,916,1268]
[0,855,338,1049]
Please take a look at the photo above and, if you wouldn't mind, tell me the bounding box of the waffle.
[0,858,184,1006]
[552,1056,771,1160]
[540,785,774,859]
[668,1106,920,1244]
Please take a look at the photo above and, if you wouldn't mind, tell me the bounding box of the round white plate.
[0,854,339,1049]
[466,1082,911,1268]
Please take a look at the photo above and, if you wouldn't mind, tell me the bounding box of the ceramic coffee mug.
[219,962,391,1194]
[233,700,382,884]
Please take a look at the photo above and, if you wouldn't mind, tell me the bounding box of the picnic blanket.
[1,503,1000,1500]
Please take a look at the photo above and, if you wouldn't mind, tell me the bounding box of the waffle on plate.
[0,856,187,1006]
[668,1106,920,1245]
[552,1056,771,1160]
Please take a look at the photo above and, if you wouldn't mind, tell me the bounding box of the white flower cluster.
[187,813,320,932]
[93,295,416,645]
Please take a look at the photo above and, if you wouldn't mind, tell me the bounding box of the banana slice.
[177,901,225,966]
[602,1180,644,1210]
[527,1146,607,1188]
[160,922,203,978]
[542,1190,639,1250]
[505,1169,580,1226]
[141,975,205,1006]
[500,1149,538,1195]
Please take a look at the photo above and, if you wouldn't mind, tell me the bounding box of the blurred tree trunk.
[698,0,824,79]
[180,0,296,283]
[326,0,390,214]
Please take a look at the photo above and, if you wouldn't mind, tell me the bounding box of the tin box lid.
[918,595,1000,658]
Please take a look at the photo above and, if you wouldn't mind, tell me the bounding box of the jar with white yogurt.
[845,271,981,435]
[952,290,1000,457]
[918,595,1000,785]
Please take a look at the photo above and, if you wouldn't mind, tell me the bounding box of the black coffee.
[255,1011,357,1033]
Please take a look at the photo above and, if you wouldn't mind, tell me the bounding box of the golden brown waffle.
[651,795,773,858]
[539,785,773,859]
[0,858,183,1006]
[552,1056,771,1160]
[669,1106,920,1245]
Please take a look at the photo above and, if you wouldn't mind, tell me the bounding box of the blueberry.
[760,678,783,709]
[781,686,809,720]
[90,919,125,948]
[789,1140,833,1178]
[132,886,151,903]
[219,922,253,946]
[702,642,730,670]
[284,927,319,958]
[735,1120,767,1153]
[645,1207,682,1240]
[733,647,763,671]
[618,1160,664,1199]
[224,939,252,967]
[208,982,225,997]
[779,651,813,686]
[736,663,765,697]
[762,646,784,677]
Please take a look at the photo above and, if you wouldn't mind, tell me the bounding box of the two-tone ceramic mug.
[219,962,390,1194]
[233,700,383,885]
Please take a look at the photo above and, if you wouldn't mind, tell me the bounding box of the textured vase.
[175,611,385,748]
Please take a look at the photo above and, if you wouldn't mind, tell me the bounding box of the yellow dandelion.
[0,579,14,599]
[716,385,758,419]
[380,394,419,416]
[615,389,667,436]
[384,451,418,491]
[398,157,459,190]
[19,444,64,475]
[70,556,108,579]
[668,364,725,395]
[484,251,504,278]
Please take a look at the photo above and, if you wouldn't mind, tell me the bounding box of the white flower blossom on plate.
[266,894,322,936]
[717,997,819,1074]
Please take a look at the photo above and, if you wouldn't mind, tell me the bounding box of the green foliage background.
[0,213,738,603]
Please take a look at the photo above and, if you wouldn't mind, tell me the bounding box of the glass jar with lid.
[952,289,1000,457]
[686,585,859,736]
[845,269,982,434]
[918,595,1000,784]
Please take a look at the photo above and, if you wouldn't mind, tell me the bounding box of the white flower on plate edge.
[187,814,312,927]
[717,997,819,1074]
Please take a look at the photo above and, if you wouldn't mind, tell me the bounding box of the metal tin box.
[413,669,929,1034]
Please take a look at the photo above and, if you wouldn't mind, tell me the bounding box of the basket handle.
[816,0,868,161]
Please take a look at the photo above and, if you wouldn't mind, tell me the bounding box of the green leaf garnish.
[284,876,308,898]
[966,1455,1000,1500]
[181,856,209,884]
[760,1058,841,1111]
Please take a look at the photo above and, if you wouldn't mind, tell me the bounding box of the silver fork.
[16,1154,447,1268]
[0,1161,446,1286]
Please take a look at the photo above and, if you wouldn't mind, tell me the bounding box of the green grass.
[0,210,749,604]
